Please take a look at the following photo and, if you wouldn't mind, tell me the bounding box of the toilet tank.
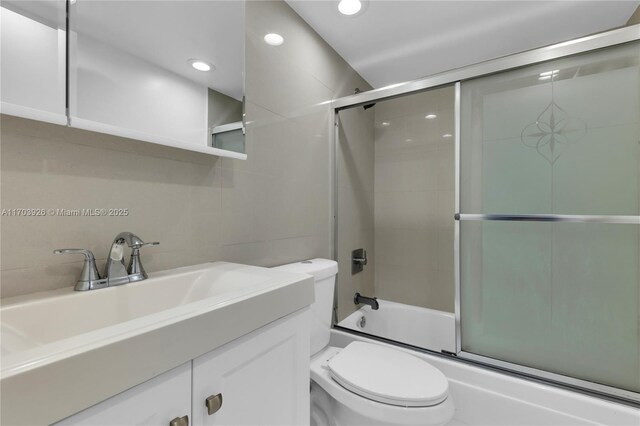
[273,259,338,356]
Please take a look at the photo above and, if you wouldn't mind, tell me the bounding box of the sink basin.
[1,262,296,354]
[0,261,314,425]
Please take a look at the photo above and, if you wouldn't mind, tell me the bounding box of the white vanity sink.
[0,262,314,425]
[1,263,302,353]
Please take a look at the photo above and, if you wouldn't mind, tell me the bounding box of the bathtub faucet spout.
[354,293,379,310]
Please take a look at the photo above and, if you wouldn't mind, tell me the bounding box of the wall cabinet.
[0,1,67,125]
[67,0,246,158]
[54,310,309,426]
[1,1,246,158]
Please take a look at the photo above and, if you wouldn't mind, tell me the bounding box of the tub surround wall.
[335,87,455,319]
[373,87,455,312]
[0,0,370,298]
[336,106,375,321]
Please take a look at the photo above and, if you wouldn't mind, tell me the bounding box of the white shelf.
[1,102,68,126]
[69,117,247,160]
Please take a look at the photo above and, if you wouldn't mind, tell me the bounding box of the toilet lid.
[327,342,449,407]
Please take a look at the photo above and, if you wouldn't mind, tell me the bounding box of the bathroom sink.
[0,262,314,425]
[1,262,297,354]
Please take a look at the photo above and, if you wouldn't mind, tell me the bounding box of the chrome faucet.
[354,292,379,310]
[54,232,159,291]
[105,232,159,285]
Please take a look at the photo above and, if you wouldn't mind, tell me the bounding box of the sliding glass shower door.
[458,41,640,398]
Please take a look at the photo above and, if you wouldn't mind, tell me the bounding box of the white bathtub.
[338,299,456,353]
[330,329,639,426]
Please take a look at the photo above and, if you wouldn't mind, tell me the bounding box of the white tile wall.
[374,86,456,312]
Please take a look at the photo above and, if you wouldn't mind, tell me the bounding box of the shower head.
[354,87,376,110]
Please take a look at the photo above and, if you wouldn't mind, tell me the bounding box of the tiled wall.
[0,0,370,299]
[373,86,455,312]
[336,106,375,321]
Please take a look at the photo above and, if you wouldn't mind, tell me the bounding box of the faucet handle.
[53,249,101,290]
[131,241,160,249]
[54,248,93,257]
[127,241,159,281]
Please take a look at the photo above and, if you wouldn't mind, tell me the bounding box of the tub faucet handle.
[352,248,368,274]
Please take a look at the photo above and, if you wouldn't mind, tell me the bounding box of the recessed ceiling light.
[188,59,213,72]
[442,134,452,138]
[338,0,362,16]
[425,114,437,119]
[381,121,390,126]
[405,138,413,142]
[264,33,284,46]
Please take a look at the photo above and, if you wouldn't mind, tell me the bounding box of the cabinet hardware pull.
[205,393,223,415]
[169,415,189,426]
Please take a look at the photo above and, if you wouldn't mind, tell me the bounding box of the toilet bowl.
[311,344,454,425]
[273,259,454,426]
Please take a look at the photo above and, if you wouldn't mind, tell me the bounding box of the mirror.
[69,0,245,156]
[0,0,66,124]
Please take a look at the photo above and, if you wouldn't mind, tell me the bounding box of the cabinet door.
[55,362,191,426]
[193,309,310,426]
[0,1,66,125]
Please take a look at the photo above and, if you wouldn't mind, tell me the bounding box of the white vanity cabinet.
[54,362,192,426]
[54,309,310,426]
[192,308,310,426]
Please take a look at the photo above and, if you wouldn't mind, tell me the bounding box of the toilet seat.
[311,345,455,426]
[327,342,449,407]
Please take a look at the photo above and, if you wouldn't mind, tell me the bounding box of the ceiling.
[287,1,639,89]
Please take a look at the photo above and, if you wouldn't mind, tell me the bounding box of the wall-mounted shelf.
[211,121,246,157]
[70,117,247,160]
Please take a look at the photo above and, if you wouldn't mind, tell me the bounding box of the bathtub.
[330,329,640,425]
[338,299,456,353]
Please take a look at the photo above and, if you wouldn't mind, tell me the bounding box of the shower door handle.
[454,213,639,224]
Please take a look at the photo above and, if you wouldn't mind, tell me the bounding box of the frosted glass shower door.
[459,41,640,396]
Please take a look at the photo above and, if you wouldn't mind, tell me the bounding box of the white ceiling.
[287,0,639,89]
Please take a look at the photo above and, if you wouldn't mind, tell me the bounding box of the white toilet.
[274,259,454,426]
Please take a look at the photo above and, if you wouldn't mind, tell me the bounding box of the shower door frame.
[331,23,640,405]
